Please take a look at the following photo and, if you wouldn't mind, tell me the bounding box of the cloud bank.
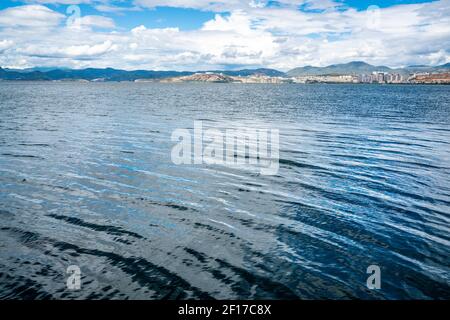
[0,0,449,70]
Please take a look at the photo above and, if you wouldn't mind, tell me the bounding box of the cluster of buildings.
[292,75,356,84]
[232,75,291,83]
[159,72,293,83]
[292,72,449,84]
[293,72,406,84]
[358,72,404,83]
[145,71,450,84]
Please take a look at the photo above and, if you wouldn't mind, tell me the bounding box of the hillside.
[287,61,450,76]
[161,73,236,83]
[1,62,449,81]
[0,67,284,81]
[287,61,394,76]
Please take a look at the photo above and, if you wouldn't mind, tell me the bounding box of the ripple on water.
[0,82,449,299]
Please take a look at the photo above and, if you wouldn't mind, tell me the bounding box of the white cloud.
[134,0,341,11]
[202,10,253,32]
[74,15,116,28]
[303,0,341,11]
[63,40,117,57]
[0,1,449,70]
[95,4,142,13]
[20,40,117,58]
[134,0,253,11]
[0,5,64,27]
[0,39,14,52]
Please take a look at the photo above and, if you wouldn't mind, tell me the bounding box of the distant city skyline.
[0,0,449,71]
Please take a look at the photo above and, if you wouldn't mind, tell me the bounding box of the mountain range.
[0,62,449,81]
[286,61,450,77]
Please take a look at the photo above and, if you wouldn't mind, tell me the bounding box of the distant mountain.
[216,68,286,77]
[1,63,448,81]
[287,61,450,76]
[403,63,450,74]
[287,61,393,76]
[39,68,195,81]
[0,67,285,81]
[4,67,71,73]
[0,67,50,80]
[162,73,236,83]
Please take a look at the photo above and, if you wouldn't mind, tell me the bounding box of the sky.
[0,0,449,71]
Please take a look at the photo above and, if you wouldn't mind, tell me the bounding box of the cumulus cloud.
[202,11,253,32]
[0,39,14,52]
[134,0,342,11]
[20,40,117,59]
[134,0,235,11]
[0,5,64,27]
[134,0,300,11]
[72,15,116,28]
[0,1,449,70]
[95,4,142,13]
[302,0,341,11]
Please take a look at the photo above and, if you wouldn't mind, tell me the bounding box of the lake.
[0,82,449,299]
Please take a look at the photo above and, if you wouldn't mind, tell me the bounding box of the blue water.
[0,82,449,299]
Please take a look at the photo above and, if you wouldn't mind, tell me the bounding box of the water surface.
[0,82,449,299]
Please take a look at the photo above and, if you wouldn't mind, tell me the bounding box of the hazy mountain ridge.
[286,61,450,76]
[1,62,449,81]
[217,68,286,77]
[0,67,284,81]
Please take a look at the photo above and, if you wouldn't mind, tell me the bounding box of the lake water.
[0,82,449,299]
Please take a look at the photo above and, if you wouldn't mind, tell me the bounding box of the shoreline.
[0,79,448,85]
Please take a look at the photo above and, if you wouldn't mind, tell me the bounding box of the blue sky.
[0,0,448,70]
